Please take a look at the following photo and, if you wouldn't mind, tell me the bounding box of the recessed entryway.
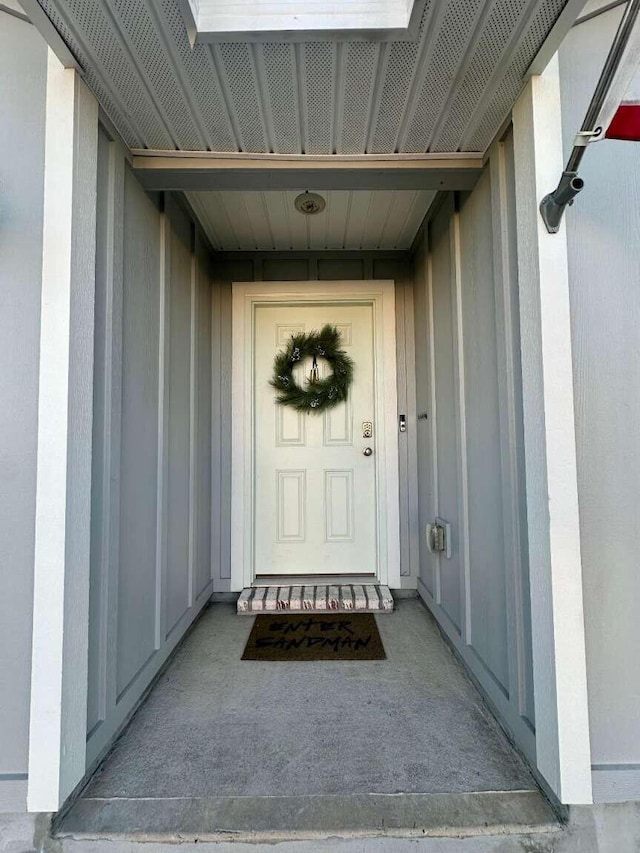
[56,600,557,843]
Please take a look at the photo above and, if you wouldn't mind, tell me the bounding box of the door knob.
[363,447,373,456]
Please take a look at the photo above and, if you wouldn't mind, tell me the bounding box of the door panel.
[254,304,377,576]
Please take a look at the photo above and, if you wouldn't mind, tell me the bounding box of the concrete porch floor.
[58,599,556,843]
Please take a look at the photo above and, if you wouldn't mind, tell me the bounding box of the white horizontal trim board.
[130,151,482,161]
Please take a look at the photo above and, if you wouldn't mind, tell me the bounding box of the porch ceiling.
[25,0,583,155]
[186,189,435,250]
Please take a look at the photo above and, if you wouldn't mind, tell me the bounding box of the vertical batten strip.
[490,136,529,721]
[187,227,198,608]
[101,137,125,722]
[210,275,222,588]
[197,236,213,599]
[91,140,113,731]
[403,268,420,580]
[449,204,471,645]
[395,277,410,577]
[426,247,441,604]
[219,282,233,580]
[155,197,171,649]
[210,273,219,583]
[28,54,98,812]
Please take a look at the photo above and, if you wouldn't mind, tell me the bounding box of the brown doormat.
[242,613,386,661]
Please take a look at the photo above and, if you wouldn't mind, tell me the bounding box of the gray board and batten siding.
[88,145,422,778]
[0,26,536,806]
[0,7,47,813]
[2,0,636,817]
[86,131,214,769]
[2,100,538,804]
[559,0,640,803]
[411,140,537,771]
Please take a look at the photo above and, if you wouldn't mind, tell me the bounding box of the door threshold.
[253,574,377,587]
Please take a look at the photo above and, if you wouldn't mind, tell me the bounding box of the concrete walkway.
[57,599,553,843]
[9,803,640,852]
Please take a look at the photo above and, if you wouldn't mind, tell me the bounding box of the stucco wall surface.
[0,9,47,811]
[559,5,640,801]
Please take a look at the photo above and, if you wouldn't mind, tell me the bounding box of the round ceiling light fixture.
[294,191,326,215]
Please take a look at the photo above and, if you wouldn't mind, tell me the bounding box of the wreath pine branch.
[270,324,354,413]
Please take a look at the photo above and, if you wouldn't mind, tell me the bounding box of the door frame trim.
[231,280,401,591]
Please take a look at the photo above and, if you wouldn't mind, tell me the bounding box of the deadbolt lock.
[362,421,373,438]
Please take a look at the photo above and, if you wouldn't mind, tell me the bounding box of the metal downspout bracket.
[540,0,640,233]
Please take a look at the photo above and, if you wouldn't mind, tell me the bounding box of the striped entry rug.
[237,584,393,614]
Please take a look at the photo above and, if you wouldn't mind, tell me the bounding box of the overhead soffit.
[178,0,427,41]
[185,189,436,251]
[32,0,572,155]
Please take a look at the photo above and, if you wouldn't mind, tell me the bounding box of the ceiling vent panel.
[216,43,268,152]
[38,0,171,148]
[61,0,175,147]
[431,0,531,151]
[368,37,421,153]
[304,43,336,155]
[463,0,565,149]
[261,44,302,154]
[339,43,379,154]
[401,0,486,153]
[158,0,237,150]
[35,0,576,155]
[110,0,204,149]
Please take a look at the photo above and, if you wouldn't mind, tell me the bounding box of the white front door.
[231,280,400,590]
[254,303,377,576]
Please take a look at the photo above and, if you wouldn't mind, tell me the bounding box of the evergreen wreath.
[270,324,354,413]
